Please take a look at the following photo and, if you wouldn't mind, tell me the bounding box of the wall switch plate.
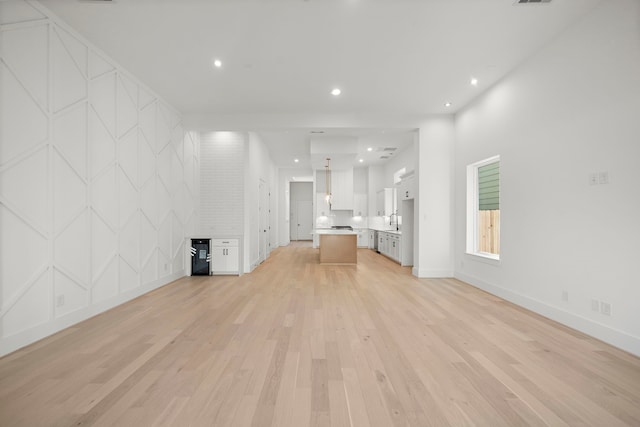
[589,173,598,185]
[561,290,568,302]
[56,295,65,307]
[600,302,612,316]
[598,171,609,184]
[591,299,600,311]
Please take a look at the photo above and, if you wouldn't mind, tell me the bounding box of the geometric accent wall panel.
[0,146,48,230]
[0,3,198,356]
[157,180,172,224]
[53,151,87,232]
[141,178,157,226]
[0,61,48,165]
[118,167,138,227]
[0,205,48,305]
[139,102,156,147]
[142,248,158,286]
[157,145,173,194]
[92,166,118,228]
[52,28,87,113]
[91,211,117,280]
[54,210,89,285]
[156,104,172,153]
[138,84,156,110]
[119,257,139,293]
[1,23,48,111]
[53,27,87,77]
[171,149,184,195]
[172,240,185,273]
[138,135,156,187]
[118,128,138,187]
[92,257,118,304]
[89,108,115,178]
[116,75,137,138]
[54,269,88,318]
[90,73,116,138]
[0,1,46,26]
[171,213,184,260]
[158,215,172,260]
[158,250,171,279]
[2,272,50,338]
[53,102,87,179]
[141,214,156,267]
[89,51,114,80]
[119,212,140,271]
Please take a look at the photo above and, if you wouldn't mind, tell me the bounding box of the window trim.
[466,155,500,261]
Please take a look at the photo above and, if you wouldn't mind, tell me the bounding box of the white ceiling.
[39,0,603,168]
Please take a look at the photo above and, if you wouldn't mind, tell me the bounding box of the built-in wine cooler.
[190,238,211,276]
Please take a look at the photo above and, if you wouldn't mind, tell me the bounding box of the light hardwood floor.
[1,243,639,426]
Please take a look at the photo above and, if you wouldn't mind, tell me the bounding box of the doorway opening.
[290,182,313,241]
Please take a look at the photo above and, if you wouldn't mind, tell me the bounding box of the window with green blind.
[478,161,499,211]
[466,156,500,259]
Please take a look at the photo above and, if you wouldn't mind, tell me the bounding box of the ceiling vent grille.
[383,147,397,151]
[515,0,551,4]
[380,156,390,159]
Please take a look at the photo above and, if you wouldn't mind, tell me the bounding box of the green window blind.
[478,161,499,211]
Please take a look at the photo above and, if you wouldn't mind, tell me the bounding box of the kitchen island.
[312,229,358,264]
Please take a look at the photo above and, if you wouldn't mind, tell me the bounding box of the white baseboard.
[0,271,185,358]
[414,268,454,278]
[455,271,640,357]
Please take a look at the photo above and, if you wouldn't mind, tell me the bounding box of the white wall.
[416,117,455,278]
[454,0,640,355]
[199,132,245,237]
[0,1,199,356]
[246,132,275,271]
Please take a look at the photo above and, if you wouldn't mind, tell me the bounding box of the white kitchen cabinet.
[368,230,377,250]
[398,171,415,201]
[356,229,368,247]
[353,193,367,217]
[330,169,354,210]
[375,188,396,216]
[211,238,239,275]
[378,231,401,264]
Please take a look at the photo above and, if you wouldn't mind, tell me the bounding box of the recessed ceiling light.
[294,158,299,163]
[331,88,341,96]
[359,159,364,163]
[367,147,372,152]
[445,102,452,107]
[470,77,478,86]
[213,59,222,68]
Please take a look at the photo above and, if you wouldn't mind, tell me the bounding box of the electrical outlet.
[591,299,600,312]
[600,302,612,316]
[56,295,65,307]
[164,263,169,271]
[561,290,568,302]
[588,173,598,185]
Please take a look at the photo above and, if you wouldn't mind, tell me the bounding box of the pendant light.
[324,158,332,207]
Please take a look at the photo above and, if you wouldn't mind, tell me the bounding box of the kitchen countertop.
[370,228,402,235]
[312,229,358,235]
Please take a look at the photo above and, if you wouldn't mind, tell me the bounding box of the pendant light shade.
[325,158,332,207]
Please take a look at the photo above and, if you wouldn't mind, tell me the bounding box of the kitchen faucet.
[389,211,399,230]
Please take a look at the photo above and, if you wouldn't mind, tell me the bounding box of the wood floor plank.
[1,243,639,426]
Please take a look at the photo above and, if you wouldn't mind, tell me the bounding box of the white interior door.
[259,180,269,263]
[296,201,313,241]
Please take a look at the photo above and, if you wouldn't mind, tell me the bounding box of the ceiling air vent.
[383,147,397,151]
[515,0,551,4]
[380,156,390,159]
